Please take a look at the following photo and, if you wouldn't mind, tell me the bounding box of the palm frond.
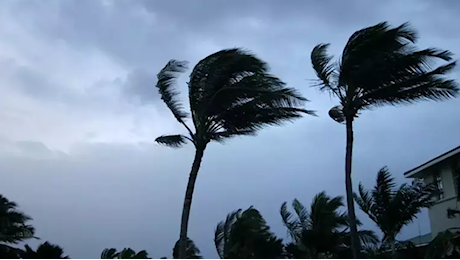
[372,166,395,212]
[214,209,241,258]
[292,199,309,226]
[154,135,189,148]
[357,230,380,246]
[360,61,458,107]
[354,183,377,223]
[280,202,300,241]
[218,104,313,135]
[101,248,118,259]
[156,60,189,122]
[311,43,339,95]
[209,129,256,144]
[0,194,35,244]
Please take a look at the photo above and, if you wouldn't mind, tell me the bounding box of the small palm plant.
[22,242,69,259]
[0,194,35,244]
[173,237,202,259]
[155,48,314,258]
[310,21,459,257]
[101,248,149,259]
[281,192,378,258]
[354,167,434,257]
[214,207,284,259]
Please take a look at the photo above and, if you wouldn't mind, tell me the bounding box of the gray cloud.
[0,0,460,258]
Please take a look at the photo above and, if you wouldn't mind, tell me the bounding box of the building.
[404,145,460,237]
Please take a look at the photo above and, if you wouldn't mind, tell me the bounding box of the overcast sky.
[0,0,459,258]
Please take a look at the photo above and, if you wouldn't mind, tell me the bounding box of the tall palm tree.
[155,48,314,258]
[354,166,434,257]
[0,194,35,245]
[281,191,378,258]
[173,237,202,259]
[214,207,284,259]
[22,242,69,259]
[310,21,459,257]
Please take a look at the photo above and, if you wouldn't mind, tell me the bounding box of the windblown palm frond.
[101,248,118,259]
[155,135,189,148]
[0,194,35,244]
[280,202,300,242]
[311,43,338,94]
[156,60,189,122]
[215,209,240,259]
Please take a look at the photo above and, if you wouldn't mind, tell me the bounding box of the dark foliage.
[215,207,284,259]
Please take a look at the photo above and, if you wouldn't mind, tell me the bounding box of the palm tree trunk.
[345,118,360,258]
[390,237,396,258]
[178,146,206,259]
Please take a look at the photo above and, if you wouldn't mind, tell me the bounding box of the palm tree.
[0,194,35,245]
[281,191,378,258]
[101,248,149,259]
[172,237,202,259]
[214,207,284,258]
[22,242,69,259]
[354,166,434,257]
[425,228,460,258]
[155,48,314,258]
[310,21,459,257]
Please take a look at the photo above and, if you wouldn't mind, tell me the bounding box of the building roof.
[404,145,460,178]
[405,233,432,247]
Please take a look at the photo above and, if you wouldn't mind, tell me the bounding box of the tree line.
[1,21,460,258]
[0,168,458,258]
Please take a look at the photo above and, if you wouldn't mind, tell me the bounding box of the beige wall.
[428,197,460,236]
[421,157,460,236]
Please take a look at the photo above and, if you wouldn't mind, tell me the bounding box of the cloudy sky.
[0,0,459,258]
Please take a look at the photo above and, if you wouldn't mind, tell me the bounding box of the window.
[433,171,444,200]
[452,162,460,197]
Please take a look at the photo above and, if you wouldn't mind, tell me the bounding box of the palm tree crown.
[354,167,434,248]
[173,237,202,259]
[156,48,314,148]
[281,192,378,258]
[311,22,458,122]
[214,207,284,259]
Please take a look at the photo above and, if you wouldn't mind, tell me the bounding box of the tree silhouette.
[281,192,378,258]
[354,167,434,256]
[173,237,202,259]
[21,242,69,259]
[156,48,314,258]
[310,21,459,257]
[215,207,284,258]
[0,194,35,245]
[101,248,149,259]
